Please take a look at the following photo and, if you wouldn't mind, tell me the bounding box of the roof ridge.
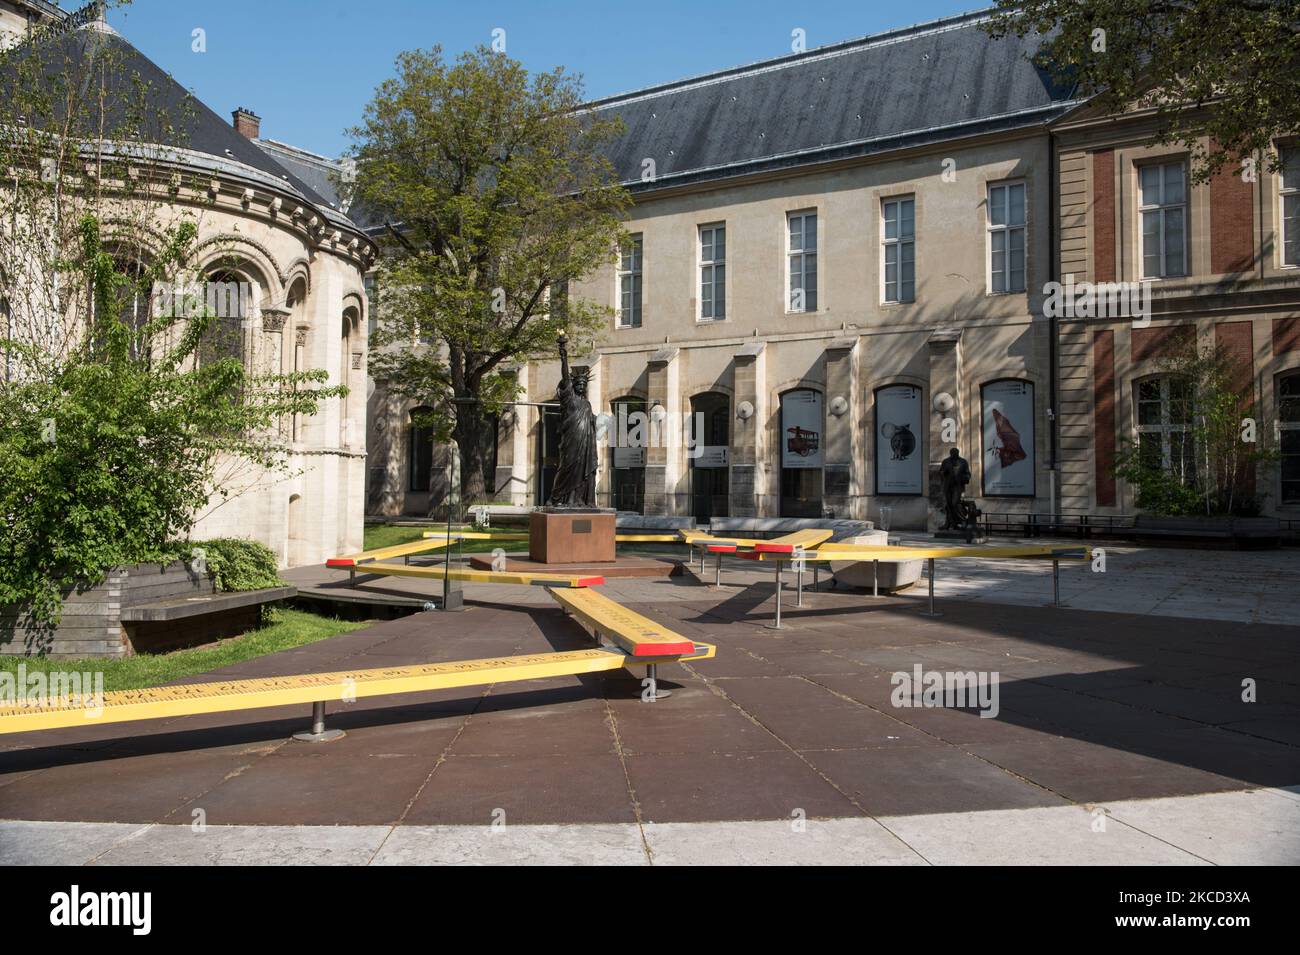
[256,138,343,168]
[586,6,996,109]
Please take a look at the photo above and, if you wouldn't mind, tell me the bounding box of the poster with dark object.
[982,379,1035,496]
[875,384,923,494]
[781,390,823,469]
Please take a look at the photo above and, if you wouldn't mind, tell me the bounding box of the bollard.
[922,557,942,617]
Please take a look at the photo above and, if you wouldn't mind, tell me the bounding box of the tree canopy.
[985,0,1300,180]
[347,46,630,505]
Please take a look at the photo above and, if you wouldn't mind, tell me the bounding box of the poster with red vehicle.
[982,379,1035,496]
[781,389,823,469]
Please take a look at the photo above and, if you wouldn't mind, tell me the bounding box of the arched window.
[1279,372,1300,504]
[779,388,823,517]
[341,307,359,446]
[199,268,249,366]
[611,395,647,513]
[408,406,435,493]
[1135,375,1195,483]
[690,391,730,520]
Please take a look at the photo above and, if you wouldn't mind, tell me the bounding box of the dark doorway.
[779,388,824,517]
[690,391,730,521]
[610,396,647,513]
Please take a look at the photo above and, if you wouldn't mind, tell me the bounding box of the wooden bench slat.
[327,538,453,567]
[0,649,632,735]
[549,588,696,657]
[359,562,603,588]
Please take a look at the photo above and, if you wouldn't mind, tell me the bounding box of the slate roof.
[590,7,1078,192]
[2,20,366,236]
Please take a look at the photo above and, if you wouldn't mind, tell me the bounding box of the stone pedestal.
[529,509,616,564]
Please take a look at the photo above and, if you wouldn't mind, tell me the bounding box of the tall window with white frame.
[1282,147,1299,268]
[988,181,1026,293]
[1135,375,1195,484]
[787,211,817,312]
[882,197,915,303]
[617,235,643,328]
[699,223,725,321]
[1140,161,1188,278]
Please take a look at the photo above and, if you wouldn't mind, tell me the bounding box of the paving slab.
[91,823,389,866]
[371,823,648,865]
[0,820,150,865]
[643,817,927,865]
[878,803,1211,865]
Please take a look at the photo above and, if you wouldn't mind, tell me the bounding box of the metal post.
[293,700,345,742]
[1052,558,1060,607]
[873,559,879,598]
[770,561,784,629]
[715,551,723,588]
[922,557,942,617]
[813,563,819,593]
[796,561,804,607]
[349,568,356,587]
[644,663,671,701]
[699,546,706,574]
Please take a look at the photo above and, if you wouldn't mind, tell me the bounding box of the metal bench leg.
[644,663,671,701]
[769,561,784,629]
[1052,559,1060,607]
[813,564,819,593]
[873,559,879,598]
[349,568,356,587]
[699,547,706,574]
[293,700,345,743]
[922,557,942,617]
[796,563,804,607]
[715,552,723,588]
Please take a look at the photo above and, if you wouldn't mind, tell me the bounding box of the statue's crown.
[571,366,591,382]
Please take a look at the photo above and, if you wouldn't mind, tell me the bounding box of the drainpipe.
[1047,129,1060,524]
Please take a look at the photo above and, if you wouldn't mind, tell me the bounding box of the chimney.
[232,107,261,139]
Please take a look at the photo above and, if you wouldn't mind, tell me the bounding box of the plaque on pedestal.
[529,508,616,564]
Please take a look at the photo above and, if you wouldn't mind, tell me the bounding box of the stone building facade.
[356,7,1295,527]
[491,10,1080,529]
[1050,105,1300,517]
[3,2,375,565]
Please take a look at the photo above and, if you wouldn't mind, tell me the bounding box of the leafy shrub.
[191,538,282,592]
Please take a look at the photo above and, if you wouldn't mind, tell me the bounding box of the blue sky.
[98,0,977,158]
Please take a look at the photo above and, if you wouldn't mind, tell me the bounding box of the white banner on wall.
[694,446,729,468]
[982,379,1035,496]
[874,384,923,495]
[781,390,823,469]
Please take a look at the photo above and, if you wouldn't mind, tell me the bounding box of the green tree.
[347,46,630,507]
[985,0,1300,180]
[0,4,343,625]
[1114,344,1279,516]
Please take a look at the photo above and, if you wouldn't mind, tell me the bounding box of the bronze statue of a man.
[547,334,598,508]
[939,447,972,531]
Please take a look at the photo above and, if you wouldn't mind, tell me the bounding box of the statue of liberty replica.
[547,334,599,508]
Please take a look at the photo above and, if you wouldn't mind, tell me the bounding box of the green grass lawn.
[363,522,519,554]
[0,607,371,693]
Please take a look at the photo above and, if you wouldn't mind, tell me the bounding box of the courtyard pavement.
[2,541,1298,865]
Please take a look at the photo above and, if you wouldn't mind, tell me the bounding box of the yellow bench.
[738,542,1093,626]
[0,604,717,737]
[342,561,604,588]
[549,587,716,700]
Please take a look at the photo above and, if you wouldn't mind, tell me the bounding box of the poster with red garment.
[982,379,1035,496]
